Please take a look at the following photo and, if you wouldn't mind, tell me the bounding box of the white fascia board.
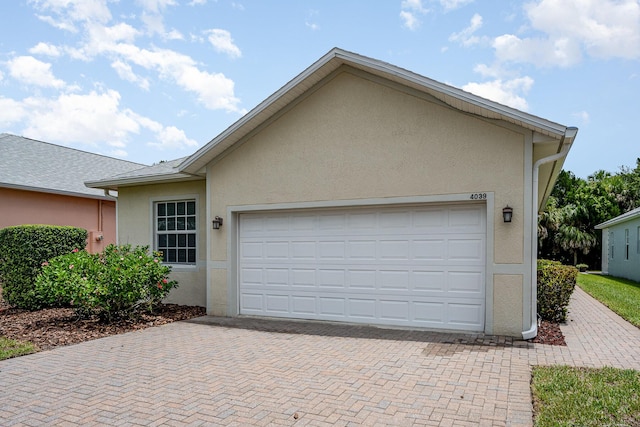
[85,173,203,190]
[595,207,640,229]
[0,182,112,201]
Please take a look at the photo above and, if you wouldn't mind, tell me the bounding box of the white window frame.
[154,198,198,266]
[625,228,630,260]
[610,231,614,260]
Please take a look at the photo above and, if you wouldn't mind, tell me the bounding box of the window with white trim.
[625,228,630,260]
[610,231,614,260]
[155,200,196,264]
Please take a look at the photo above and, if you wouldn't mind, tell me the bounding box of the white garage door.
[238,204,486,331]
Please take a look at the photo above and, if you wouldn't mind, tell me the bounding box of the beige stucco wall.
[206,69,529,335]
[117,180,207,307]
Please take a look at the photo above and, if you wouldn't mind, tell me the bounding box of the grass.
[532,365,640,427]
[531,273,640,426]
[0,337,37,360]
[577,273,640,327]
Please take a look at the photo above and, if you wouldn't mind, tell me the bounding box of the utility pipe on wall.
[522,127,578,340]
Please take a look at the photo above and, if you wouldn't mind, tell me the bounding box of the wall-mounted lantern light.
[502,206,513,223]
[212,216,224,230]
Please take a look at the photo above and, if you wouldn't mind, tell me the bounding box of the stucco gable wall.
[210,70,526,263]
[117,180,207,307]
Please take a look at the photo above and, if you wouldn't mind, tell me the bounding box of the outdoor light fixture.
[502,206,513,223]
[212,216,224,230]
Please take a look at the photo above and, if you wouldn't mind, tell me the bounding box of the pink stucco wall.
[0,187,116,253]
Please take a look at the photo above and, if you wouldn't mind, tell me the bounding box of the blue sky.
[0,0,638,178]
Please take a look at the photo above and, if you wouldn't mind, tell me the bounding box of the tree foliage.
[539,158,640,267]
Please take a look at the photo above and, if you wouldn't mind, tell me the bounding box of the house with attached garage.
[87,48,578,338]
[595,207,640,283]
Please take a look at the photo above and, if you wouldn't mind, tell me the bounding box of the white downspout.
[104,189,119,245]
[522,127,578,340]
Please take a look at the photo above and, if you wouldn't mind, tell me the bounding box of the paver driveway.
[1,285,640,426]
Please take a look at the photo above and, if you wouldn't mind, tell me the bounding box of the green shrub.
[576,263,588,272]
[34,244,177,320]
[0,225,87,308]
[537,259,578,322]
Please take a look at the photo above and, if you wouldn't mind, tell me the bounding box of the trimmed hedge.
[0,225,87,308]
[537,259,578,322]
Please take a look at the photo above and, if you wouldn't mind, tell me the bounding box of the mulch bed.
[1,295,565,353]
[0,303,205,351]
[531,320,566,346]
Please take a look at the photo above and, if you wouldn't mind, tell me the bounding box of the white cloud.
[20,90,141,146]
[111,60,150,90]
[30,0,112,25]
[526,0,640,60]
[7,56,66,89]
[0,97,26,126]
[136,0,177,14]
[572,110,590,124]
[5,89,196,154]
[29,42,62,57]
[147,126,198,149]
[491,0,640,68]
[189,0,207,5]
[206,29,242,59]
[449,13,484,46]
[231,2,245,11]
[439,0,474,11]
[493,34,582,68]
[462,76,534,111]
[35,14,78,32]
[400,0,428,30]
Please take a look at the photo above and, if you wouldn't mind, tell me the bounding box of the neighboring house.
[87,48,577,337]
[0,133,145,252]
[595,207,640,282]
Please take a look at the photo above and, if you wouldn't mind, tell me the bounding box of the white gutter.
[522,126,578,340]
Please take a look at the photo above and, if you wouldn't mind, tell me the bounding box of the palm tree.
[553,204,597,265]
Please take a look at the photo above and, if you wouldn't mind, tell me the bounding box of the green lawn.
[0,337,37,360]
[577,273,640,327]
[531,273,640,426]
[532,366,640,427]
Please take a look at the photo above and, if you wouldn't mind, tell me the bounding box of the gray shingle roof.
[0,133,146,199]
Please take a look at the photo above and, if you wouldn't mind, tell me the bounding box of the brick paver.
[1,280,639,426]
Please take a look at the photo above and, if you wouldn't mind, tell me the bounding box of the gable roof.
[0,133,145,199]
[179,47,577,174]
[87,47,577,202]
[595,207,640,229]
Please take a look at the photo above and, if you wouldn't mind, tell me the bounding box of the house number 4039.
[470,193,487,200]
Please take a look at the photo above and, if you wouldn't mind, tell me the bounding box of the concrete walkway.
[1,285,639,426]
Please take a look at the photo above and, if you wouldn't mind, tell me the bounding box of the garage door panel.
[380,300,410,321]
[449,238,484,261]
[348,269,376,289]
[449,271,484,293]
[319,297,346,316]
[379,270,410,290]
[239,204,485,331]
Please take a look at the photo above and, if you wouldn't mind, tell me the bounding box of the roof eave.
[0,182,114,200]
[85,172,204,191]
